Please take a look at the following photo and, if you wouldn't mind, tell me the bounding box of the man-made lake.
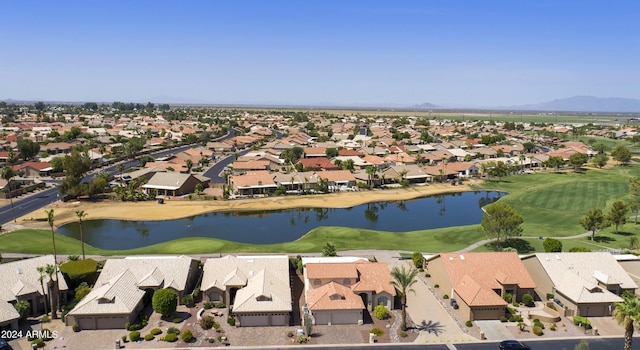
[58,191,504,250]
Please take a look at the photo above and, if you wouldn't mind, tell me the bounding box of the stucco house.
[426,252,536,321]
[522,252,637,317]
[65,255,199,330]
[141,172,209,197]
[201,255,292,327]
[302,257,395,325]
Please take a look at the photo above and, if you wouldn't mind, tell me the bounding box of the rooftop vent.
[460,255,465,261]
[16,268,22,274]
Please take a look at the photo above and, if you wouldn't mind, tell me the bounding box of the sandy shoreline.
[15,180,484,229]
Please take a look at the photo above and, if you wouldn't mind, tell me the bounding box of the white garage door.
[239,314,269,327]
[331,311,360,325]
[271,313,287,326]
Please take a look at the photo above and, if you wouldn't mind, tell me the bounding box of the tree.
[612,145,633,165]
[613,296,640,350]
[45,208,61,313]
[152,288,178,318]
[591,153,609,168]
[567,153,589,171]
[366,165,377,187]
[13,300,30,321]
[574,340,590,350]
[321,242,337,257]
[607,200,628,234]
[325,148,338,158]
[1,166,16,222]
[75,210,88,259]
[543,238,562,252]
[390,266,419,331]
[544,156,565,171]
[580,208,607,241]
[412,252,424,269]
[17,139,40,160]
[36,266,48,316]
[59,149,92,197]
[50,156,64,172]
[480,202,524,250]
[45,263,58,319]
[629,177,640,225]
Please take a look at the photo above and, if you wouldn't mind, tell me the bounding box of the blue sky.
[1,1,639,107]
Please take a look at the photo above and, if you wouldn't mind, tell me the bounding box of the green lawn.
[3,164,640,255]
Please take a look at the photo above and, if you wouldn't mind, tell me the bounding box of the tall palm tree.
[390,265,420,331]
[613,296,640,350]
[36,266,49,316]
[1,166,17,222]
[75,210,88,259]
[44,264,58,319]
[45,209,61,313]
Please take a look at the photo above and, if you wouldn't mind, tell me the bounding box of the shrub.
[41,329,54,341]
[31,338,45,348]
[503,292,513,303]
[506,306,516,315]
[173,317,183,324]
[443,294,449,299]
[164,333,178,342]
[152,288,178,318]
[207,337,215,343]
[287,332,294,337]
[68,255,79,261]
[227,316,236,326]
[181,295,193,307]
[215,302,226,308]
[14,300,31,321]
[59,258,99,288]
[543,237,563,252]
[465,320,473,327]
[411,252,424,269]
[515,316,523,322]
[550,323,557,331]
[217,334,227,342]
[374,302,389,320]
[296,335,308,343]
[513,301,520,307]
[533,325,543,336]
[204,301,214,309]
[144,334,154,341]
[533,319,545,329]
[181,329,193,343]
[573,316,591,327]
[200,315,215,329]
[370,327,384,336]
[425,273,431,277]
[508,316,516,322]
[72,323,80,332]
[167,326,180,335]
[40,315,51,323]
[546,293,554,300]
[213,322,220,330]
[434,284,439,288]
[127,323,142,331]
[522,293,534,307]
[150,328,162,335]
[192,287,200,299]
[129,331,141,342]
[399,331,408,338]
[500,316,508,322]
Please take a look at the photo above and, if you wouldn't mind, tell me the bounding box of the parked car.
[450,298,459,309]
[499,340,530,350]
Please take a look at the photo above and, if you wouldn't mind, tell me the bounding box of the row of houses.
[2,251,639,332]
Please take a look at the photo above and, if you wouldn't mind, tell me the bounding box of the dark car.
[499,340,530,350]
[0,338,13,350]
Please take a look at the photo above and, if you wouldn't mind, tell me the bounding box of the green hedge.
[60,259,98,288]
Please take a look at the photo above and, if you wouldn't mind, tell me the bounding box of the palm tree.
[45,209,61,313]
[613,296,640,350]
[36,266,49,316]
[45,264,58,319]
[390,265,420,331]
[185,159,193,172]
[1,166,17,222]
[75,210,88,259]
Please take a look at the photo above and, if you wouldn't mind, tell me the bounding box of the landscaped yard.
[3,164,640,255]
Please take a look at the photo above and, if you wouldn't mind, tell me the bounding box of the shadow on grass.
[613,231,634,236]
[593,236,616,243]
[483,238,535,254]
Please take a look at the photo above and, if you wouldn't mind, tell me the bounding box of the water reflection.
[58,191,505,250]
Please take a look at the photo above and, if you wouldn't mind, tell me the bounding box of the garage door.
[271,313,287,326]
[77,317,95,330]
[239,314,269,327]
[96,316,128,329]
[313,312,330,325]
[331,311,360,325]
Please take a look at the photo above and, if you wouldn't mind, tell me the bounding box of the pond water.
[58,191,504,250]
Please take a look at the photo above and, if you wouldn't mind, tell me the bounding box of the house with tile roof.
[0,255,69,323]
[65,255,199,329]
[141,172,209,197]
[426,252,536,321]
[231,170,278,196]
[522,252,637,317]
[303,259,395,325]
[201,255,292,327]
